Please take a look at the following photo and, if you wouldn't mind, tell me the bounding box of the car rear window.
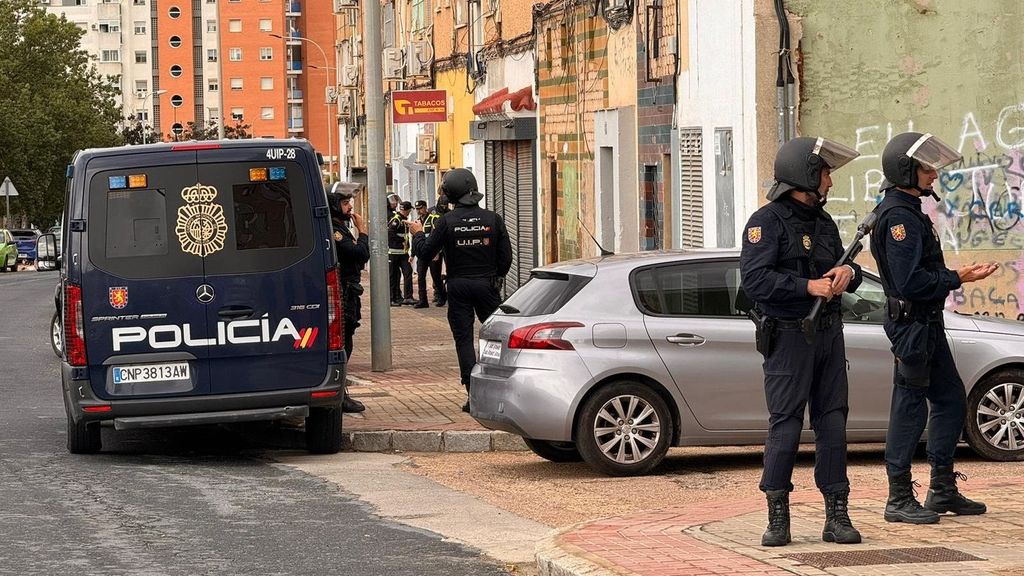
[499,271,591,316]
[11,230,37,238]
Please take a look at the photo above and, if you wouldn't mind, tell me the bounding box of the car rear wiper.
[498,304,520,314]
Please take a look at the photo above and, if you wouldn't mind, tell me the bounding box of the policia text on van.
[50,140,347,454]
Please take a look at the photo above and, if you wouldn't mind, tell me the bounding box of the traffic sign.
[0,176,18,197]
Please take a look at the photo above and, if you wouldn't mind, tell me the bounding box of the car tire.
[522,438,583,462]
[306,406,343,454]
[66,405,101,454]
[51,311,63,357]
[965,369,1024,462]
[575,380,673,476]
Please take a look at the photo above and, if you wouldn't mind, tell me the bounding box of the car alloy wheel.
[966,369,1024,461]
[576,380,673,476]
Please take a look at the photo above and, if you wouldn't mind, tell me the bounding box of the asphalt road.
[0,271,508,576]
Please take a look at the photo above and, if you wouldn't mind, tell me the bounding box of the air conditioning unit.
[405,40,433,78]
[382,48,404,80]
[416,134,436,164]
[135,90,146,98]
[337,92,353,118]
[340,64,360,87]
[90,24,98,30]
[332,0,357,12]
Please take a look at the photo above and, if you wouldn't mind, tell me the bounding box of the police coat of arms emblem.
[176,183,228,257]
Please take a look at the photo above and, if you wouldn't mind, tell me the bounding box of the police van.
[48,140,347,454]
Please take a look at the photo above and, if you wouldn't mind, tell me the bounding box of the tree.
[118,117,162,146]
[180,120,220,141]
[0,0,121,227]
[224,121,253,140]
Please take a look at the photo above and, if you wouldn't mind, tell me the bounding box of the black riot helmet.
[327,182,357,219]
[441,168,484,206]
[881,132,961,199]
[767,136,859,204]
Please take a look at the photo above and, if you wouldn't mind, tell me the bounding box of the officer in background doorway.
[328,183,369,413]
[740,136,863,547]
[870,132,997,525]
[409,169,512,412]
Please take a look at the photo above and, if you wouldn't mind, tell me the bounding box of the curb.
[343,429,530,453]
[535,524,621,576]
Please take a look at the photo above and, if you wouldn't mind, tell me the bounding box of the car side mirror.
[36,234,60,271]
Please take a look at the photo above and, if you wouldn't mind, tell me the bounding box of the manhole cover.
[783,547,984,568]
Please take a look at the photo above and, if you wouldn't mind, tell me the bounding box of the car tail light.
[326,270,344,351]
[507,322,584,350]
[64,283,87,366]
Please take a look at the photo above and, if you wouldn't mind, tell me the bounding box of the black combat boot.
[761,489,791,547]
[822,491,862,544]
[342,394,365,413]
[884,472,940,524]
[924,465,987,515]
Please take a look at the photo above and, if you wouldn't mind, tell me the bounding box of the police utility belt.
[885,297,941,323]
[748,308,841,357]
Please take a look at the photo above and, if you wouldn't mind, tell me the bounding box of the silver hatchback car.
[470,250,1024,476]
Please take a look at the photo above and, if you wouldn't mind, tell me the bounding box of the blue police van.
[49,140,347,454]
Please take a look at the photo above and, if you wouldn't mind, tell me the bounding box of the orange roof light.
[128,174,148,188]
[249,168,269,182]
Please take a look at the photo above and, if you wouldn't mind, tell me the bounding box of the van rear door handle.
[666,333,706,346]
[218,306,255,319]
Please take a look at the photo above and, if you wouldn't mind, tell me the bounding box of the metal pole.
[363,0,392,371]
[272,33,334,182]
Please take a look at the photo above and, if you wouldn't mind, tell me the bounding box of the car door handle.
[218,306,255,319]
[666,333,706,346]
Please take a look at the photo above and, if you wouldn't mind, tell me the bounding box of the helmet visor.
[906,133,962,171]
[812,137,860,171]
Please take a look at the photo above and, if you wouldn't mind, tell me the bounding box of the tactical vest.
[869,197,947,300]
[445,208,500,279]
[423,212,440,236]
[388,213,408,255]
[763,201,835,280]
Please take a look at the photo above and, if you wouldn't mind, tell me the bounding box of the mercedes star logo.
[196,284,215,303]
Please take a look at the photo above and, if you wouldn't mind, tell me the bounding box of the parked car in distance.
[10,228,41,263]
[470,250,1024,476]
[0,229,18,271]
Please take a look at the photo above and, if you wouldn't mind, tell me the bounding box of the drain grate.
[783,547,984,568]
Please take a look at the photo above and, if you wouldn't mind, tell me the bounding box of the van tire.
[306,406,343,454]
[51,311,63,357]
[66,409,101,454]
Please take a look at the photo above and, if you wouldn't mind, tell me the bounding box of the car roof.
[11,229,39,234]
[534,249,741,275]
[73,138,316,163]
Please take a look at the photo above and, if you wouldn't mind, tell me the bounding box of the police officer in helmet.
[740,136,863,546]
[409,169,512,412]
[327,183,369,413]
[870,132,997,525]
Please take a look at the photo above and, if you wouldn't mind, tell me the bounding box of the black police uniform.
[415,207,446,306]
[741,197,862,495]
[411,171,512,399]
[388,211,414,304]
[870,190,964,477]
[332,215,369,362]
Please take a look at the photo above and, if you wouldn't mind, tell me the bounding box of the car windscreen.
[499,271,592,316]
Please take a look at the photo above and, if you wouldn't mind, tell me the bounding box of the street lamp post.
[140,89,167,144]
[270,32,335,184]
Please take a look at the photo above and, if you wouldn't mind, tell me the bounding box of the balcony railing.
[288,119,304,129]
[286,1,300,13]
[287,60,303,71]
[288,89,303,99]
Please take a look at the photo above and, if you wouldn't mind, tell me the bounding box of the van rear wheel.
[306,406,343,454]
[51,311,63,357]
[66,409,101,454]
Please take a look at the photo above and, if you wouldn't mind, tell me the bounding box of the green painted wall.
[790,0,1024,319]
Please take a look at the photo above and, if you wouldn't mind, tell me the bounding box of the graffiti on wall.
[827,102,1024,320]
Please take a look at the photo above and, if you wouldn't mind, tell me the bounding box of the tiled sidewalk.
[341,278,485,433]
[538,478,1024,576]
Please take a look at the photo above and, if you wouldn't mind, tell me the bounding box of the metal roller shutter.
[679,128,704,248]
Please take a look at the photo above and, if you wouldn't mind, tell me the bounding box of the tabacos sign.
[392,90,448,123]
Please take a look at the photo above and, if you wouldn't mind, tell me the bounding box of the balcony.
[285,1,300,15]
[287,89,303,102]
[287,60,303,74]
[287,118,304,132]
[286,32,302,45]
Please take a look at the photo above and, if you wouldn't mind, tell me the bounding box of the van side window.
[232,182,298,250]
[105,189,168,258]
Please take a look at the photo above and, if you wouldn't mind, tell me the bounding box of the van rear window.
[105,188,168,258]
[232,182,298,250]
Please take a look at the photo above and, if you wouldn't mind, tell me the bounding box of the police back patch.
[890,224,907,242]
[747,227,762,244]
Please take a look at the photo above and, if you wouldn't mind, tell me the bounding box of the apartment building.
[46,0,337,162]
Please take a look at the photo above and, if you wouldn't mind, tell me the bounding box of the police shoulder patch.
[333,230,343,241]
[747,226,762,244]
[890,223,907,242]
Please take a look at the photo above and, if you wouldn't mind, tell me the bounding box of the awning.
[472,86,537,120]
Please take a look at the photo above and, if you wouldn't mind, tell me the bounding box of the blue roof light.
[269,167,287,181]
[108,176,127,189]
